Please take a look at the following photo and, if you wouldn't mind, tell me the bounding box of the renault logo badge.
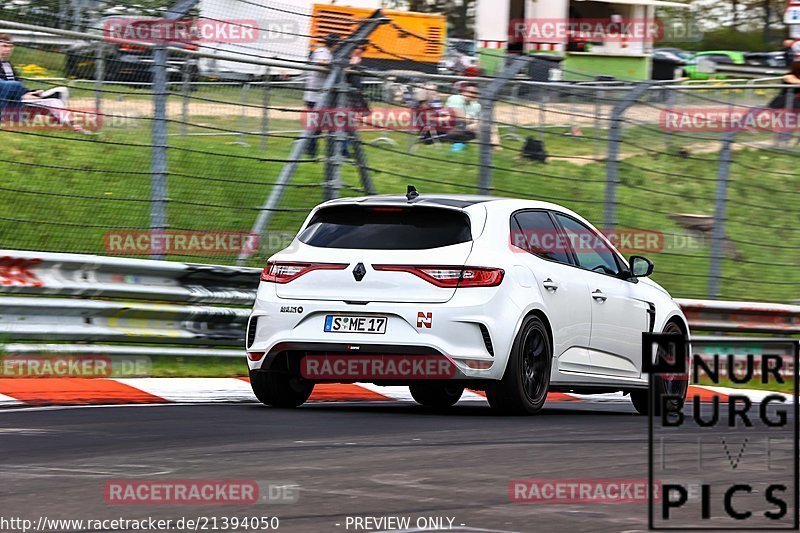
[352,263,366,282]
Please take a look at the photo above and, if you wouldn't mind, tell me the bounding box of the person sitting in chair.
[443,84,502,150]
[445,84,481,143]
[0,34,69,105]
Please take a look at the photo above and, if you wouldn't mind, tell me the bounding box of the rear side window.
[511,210,572,265]
[298,205,472,250]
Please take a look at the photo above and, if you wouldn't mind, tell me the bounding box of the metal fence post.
[708,130,735,299]
[323,70,347,202]
[94,44,104,122]
[780,86,795,147]
[604,81,657,232]
[237,10,389,266]
[478,55,533,195]
[593,86,601,160]
[260,68,270,150]
[477,98,494,194]
[234,82,251,147]
[150,46,169,260]
[180,60,191,137]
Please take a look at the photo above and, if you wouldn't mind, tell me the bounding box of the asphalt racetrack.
[1,401,795,532]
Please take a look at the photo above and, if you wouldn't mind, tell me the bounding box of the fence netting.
[0,1,798,304]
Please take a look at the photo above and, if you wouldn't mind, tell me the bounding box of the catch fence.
[0,5,798,304]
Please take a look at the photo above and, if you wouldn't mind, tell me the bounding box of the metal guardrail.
[713,64,789,80]
[677,299,800,335]
[0,251,797,358]
[0,250,260,357]
[2,29,78,46]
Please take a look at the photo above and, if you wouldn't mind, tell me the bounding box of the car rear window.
[298,205,472,250]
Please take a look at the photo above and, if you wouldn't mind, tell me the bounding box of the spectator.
[304,33,339,158]
[446,84,480,119]
[346,45,369,112]
[414,83,448,145]
[0,34,68,104]
[444,84,502,150]
[343,45,369,158]
[0,33,81,131]
[769,39,800,110]
[783,39,796,72]
[785,39,800,85]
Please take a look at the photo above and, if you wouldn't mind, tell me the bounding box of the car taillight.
[260,262,347,283]
[373,265,504,288]
[119,44,147,52]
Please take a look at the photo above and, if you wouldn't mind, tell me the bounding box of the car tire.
[409,382,464,409]
[487,315,552,415]
[249,370,314,408]
[631,321,688,416]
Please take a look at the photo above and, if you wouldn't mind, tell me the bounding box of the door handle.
[592,289,607,302]
[542,279,559,291]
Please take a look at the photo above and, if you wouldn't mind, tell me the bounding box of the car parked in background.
[683,50,746,80]
[65,41,198,82]
[651,48,691,80]
[438,38,479,76]
[744,51,788,69]
[64,17,198,82]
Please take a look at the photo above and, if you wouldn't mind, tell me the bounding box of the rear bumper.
[246,283,521,381]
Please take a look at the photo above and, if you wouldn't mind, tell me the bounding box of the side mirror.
[629,256,654,278]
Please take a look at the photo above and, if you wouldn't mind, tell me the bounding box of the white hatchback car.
[246,192,689,415]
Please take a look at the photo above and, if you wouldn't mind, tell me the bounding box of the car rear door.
[511,210,592,373]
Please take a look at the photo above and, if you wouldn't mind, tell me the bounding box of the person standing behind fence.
[769,40,800,110]
[304,34,339,158]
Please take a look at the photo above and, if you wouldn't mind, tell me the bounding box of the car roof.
[321,194,575,213]
[322,194,499,209]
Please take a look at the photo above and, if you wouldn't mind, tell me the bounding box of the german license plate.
[324,315,387,334]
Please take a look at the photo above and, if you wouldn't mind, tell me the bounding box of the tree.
[383,0,476,39]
